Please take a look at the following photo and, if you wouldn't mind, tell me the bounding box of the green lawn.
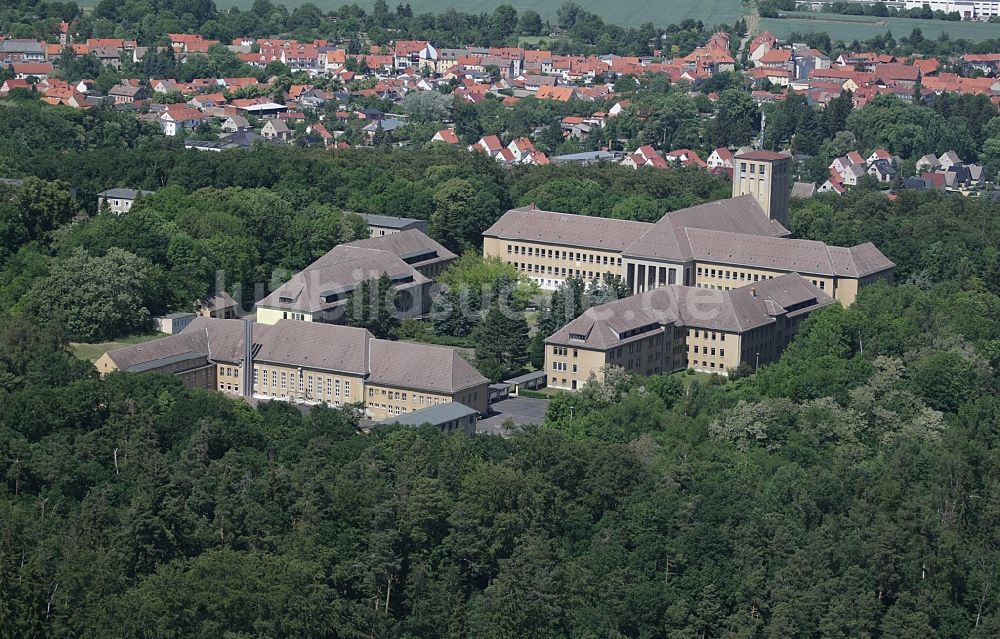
[215,0,748,28]
[761,12,1000,42]
[71,332,166,363]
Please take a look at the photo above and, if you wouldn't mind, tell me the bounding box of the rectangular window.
[344,381,350,397]
[281,372,287,389]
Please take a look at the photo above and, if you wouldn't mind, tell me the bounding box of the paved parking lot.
[477,396,550,435]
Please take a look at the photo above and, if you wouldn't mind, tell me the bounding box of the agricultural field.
[214,0,749,28]
[761,11,1000,42]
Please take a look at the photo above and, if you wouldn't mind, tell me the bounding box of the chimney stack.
[751,288,757,297]
[241,319,253,398]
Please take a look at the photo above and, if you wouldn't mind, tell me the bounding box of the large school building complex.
[484,151,894,308]
[481,150,895,385]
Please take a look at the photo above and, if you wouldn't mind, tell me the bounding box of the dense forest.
[2,241,999,637]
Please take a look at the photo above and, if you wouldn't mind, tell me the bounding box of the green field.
[761,11,1000,42]
[71,332,165,363]
[214,0,748,28]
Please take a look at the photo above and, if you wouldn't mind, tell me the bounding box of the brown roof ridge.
[835,242,857,277]
[724,288,744,332]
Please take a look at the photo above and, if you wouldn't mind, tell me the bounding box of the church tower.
[733,151,792,230]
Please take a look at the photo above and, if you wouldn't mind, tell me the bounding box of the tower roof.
[735,150,790,161]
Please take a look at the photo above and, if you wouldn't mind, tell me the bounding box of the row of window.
[551,361,575,372]
[690,360,723,369]
[368,386,454,406]
[255,368,351,398]
[697,267,776,283]
[281,312,306,320]
[739,161,785,175]
[513,262,606,280]
[689,329,726,341]
[506,244,622,267]
[374,404,409,416]
[691,345,725,357]
[809,279,828,290]
[551,346,578,357]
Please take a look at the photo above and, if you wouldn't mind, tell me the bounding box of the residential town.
[2,23,1000,192]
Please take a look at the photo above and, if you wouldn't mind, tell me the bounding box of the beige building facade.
[731,150,792,229]
[483,152,893,306]
[98,317,490,421]
[544,273,835,389]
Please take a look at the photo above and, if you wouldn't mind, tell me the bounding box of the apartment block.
[544,273,835,389]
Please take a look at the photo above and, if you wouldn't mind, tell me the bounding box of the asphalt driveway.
[477,396,550,435]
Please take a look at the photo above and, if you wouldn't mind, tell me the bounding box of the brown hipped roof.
[546,273,834,349]
[483,205,652,252]
[367,339,488,394]
[104,318,488,394]
[254,320,371,374]
[622,195,789,262]
[344,228,456,268]
[734,150,790,161]
[686,228,894,278]
[257,245,430,314]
